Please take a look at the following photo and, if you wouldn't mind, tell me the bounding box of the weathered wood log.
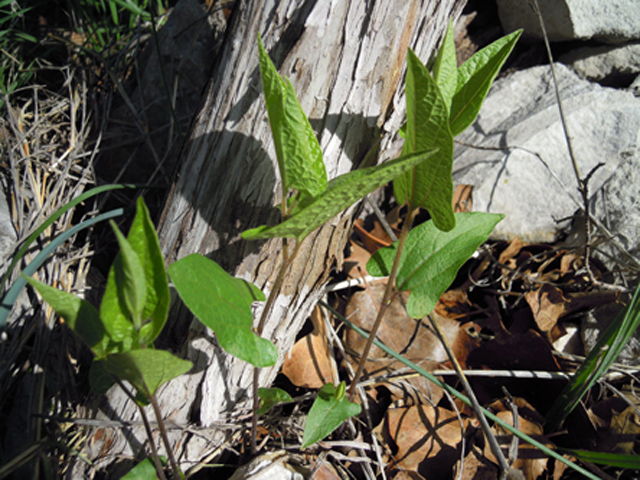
[77,0,465,475]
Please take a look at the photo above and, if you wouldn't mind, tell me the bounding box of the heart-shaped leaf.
[168,254,278,368]
[242,149,439,242]
[257,387,293,415]
[368,212,503,318]
[102,349,192,400]
[301,382,361,448]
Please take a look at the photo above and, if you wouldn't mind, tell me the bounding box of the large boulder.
[453,63,640,263]
[495,0,640,44]
[559,42,640,86]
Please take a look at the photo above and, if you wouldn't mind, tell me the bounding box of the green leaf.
[110,221,147,331]
[242,149,440,242]
[257,387,293,415]
[258,35,327,199]
[546,282,640,431]
[301,382,361,448]
[126,198,170,345]
[89,359,116,395]
[122,456,166,480]
[102,349,192,400]
[450,29,521,136]
[368,212,503,318]
[557,449,640,469]
[432,20,457,110]
[393,48,455,232]
[25,276,111,358]
[100,257,136,346]
[168,254,277,368]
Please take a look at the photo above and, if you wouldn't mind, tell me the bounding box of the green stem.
[115,379,167,480]
[251,239,303,454]
[149,392,182,479]
[348,205,416,400]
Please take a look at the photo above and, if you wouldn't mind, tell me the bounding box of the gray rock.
[559,42,640,85]
[453,63,640,249]
[630,74,640,96]
[496,0,640,44]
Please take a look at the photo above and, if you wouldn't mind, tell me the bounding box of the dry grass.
[0,66,100,476]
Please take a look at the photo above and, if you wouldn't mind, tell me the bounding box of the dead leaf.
[344,281,462,404]
[453,184,473,213]
[282,306,337,388]
[381,404,469,478]
[453,442,500,480]
[486,397,552,480]
[524,284,568,333]
[392,471,427,480]
[343,239,373,279]
[354,219,392,253]
[310,460,343,480]
[610,406,640,454]
[499,237,524,266]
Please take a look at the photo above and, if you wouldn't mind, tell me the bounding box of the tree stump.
[77,0,465,475]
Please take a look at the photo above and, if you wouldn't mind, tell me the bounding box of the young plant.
[236,26,522,453]
[26,197,189,480]
[348,23,521,476]
[239,35,447,450]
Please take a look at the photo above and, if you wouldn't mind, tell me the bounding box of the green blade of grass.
[0,183,135,293]
[557,449,640,469]
[546,283,640,431]
[321,301,600,480]
[0,207,127,333]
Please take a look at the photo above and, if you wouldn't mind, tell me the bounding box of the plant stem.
[251,239,303,454]
[426,315,511,477]
[348,206,416,400]
[149,392,182,479]
[115,378,167,480]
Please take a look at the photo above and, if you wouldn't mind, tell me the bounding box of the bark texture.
[77,0,465,475]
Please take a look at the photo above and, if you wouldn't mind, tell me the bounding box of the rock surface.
[453,63,640,252]
[496,0,640,44]
[559,42,640,86]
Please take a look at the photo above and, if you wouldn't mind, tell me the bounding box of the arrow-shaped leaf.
[368,212,503,318]
[242,149,440,242]
[125,198,170,346]
[393,48,455,232]
[301,382,361,448]
[450,29,521,136]
[168,254,277,368]
[258,35,327,199]
[432,20,457,110]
